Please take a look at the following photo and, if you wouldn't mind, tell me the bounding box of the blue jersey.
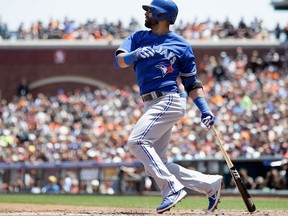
[116,30,197,95]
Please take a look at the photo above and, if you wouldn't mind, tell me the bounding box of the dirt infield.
[0,204,287,216]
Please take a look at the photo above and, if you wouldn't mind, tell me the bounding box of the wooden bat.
[211,126,256,212]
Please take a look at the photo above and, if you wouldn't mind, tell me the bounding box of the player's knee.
[127,138,151,148]
[127,139,142,156]
[127,138,140,149]
[127,139,135,148]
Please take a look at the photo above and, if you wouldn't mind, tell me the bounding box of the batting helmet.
[142,0,178,24]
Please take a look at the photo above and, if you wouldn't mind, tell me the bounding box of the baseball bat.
[211,126,256,213]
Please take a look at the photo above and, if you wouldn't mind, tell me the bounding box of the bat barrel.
[211,126,257,213]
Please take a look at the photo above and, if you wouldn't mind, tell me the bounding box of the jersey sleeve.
[115,32,137,56]
[179,46,197,78]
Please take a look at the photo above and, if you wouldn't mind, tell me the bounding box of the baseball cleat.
[206,176,223,213]
[156,189,187,214]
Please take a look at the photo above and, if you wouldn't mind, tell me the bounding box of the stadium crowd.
[0,46,287,193]
[0,16,288,41]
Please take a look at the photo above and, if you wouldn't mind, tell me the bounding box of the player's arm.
[114,51,130,69]
[114,47,155,69]
[181,75,215,129]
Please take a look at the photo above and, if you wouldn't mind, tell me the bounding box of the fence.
[0,157,287,196]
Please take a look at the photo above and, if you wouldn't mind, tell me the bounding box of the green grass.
[0,194,287,210]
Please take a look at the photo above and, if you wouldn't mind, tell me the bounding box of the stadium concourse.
[0,42,287,195]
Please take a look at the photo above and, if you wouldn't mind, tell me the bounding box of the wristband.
[113,55,120,69]
[193,97,211,114]
[123,50,138,65]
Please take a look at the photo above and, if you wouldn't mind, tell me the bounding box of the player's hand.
[121,47,155,66]
[136,47,155,59]
[201,112,215,129]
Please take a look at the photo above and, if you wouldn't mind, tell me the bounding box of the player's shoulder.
[131,30,151,38]
[167,32,192,53]
[169,32,190,45]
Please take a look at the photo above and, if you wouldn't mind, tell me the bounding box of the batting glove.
[123,47,155,65]
[201,113,215,129]
[136,47,155,59]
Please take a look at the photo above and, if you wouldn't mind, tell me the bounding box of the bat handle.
[211,126,234,169]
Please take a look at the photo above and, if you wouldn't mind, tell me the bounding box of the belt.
[141,92,164,102]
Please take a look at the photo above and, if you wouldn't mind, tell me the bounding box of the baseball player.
[114,0,223,214]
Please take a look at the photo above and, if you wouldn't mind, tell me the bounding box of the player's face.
[144,9,158,28]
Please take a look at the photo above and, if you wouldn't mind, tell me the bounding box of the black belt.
[141,92,164,102]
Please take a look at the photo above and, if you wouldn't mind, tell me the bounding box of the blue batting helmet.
[142,0,178,24]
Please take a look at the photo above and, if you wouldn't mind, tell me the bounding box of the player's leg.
[165,162,222,197]
[158,156,222,212]
[127,94,185,198]
[152,97,222,212]
[153,127,222,197]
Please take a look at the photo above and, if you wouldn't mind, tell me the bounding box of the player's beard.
[145,17,159,28]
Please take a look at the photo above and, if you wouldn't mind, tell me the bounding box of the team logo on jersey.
[154,46,176,77]
[156,64,174,77]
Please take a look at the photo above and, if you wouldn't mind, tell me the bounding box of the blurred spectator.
[254,176,266,190]
[118,166,145,194]
[16,22,26,40]
[239,168,255,189]
[264,169,284,190]
[42,175,60,193]
[274,23,282,40]
[87,179,100,194]
[265,48,282,69]
[198,54,214,82]
[0,18,10,39]
[285,23,288,41]
[70,178,80,194]
[272,159,288,189]
[212,58,228,82]
[62,174,72,193]
[17,78,30,97]
[284,163,288,189]
[249,50,264,74]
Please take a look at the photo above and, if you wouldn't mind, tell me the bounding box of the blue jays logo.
[156,64,174,77]
[154,46,176,77]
